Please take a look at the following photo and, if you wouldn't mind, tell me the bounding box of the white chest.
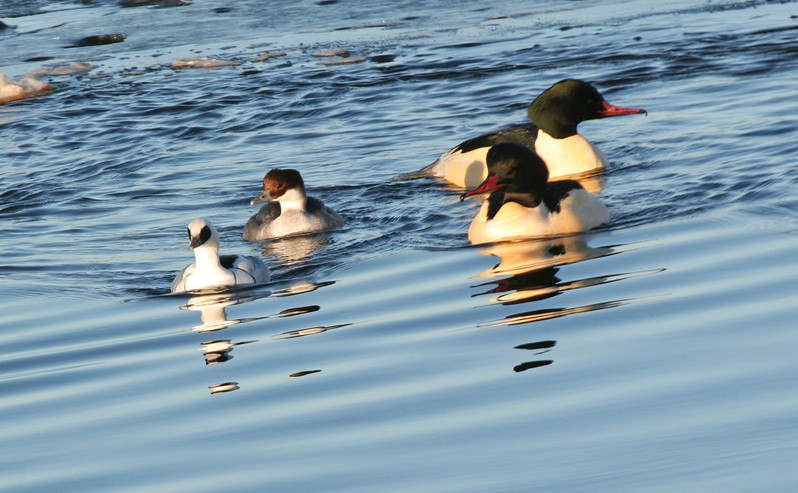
[534,130,608,179]
[185,249,236,290]
[468,192,609,244]
[267,210,324,237]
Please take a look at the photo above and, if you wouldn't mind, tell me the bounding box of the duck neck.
[528,106,578,140]
[535,129,607,176]
[486,191,542,220]
[504,191,542,209]
[278,187,307,212]
[193,245,224,272]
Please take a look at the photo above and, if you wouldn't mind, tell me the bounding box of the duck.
[243,168,343,241]
[171,218,270,292]
[460,143,609,244]
[401,79,646,188]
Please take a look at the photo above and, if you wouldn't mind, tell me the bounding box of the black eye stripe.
[186,227,191,239]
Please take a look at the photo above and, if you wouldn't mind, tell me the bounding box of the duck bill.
[250,191,273,205]
[597,100,647,118]
[460,175,503,201]
[189,236,204,249]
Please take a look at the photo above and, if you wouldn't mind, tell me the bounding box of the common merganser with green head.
[403,79,646,188]
[461,143,610,244]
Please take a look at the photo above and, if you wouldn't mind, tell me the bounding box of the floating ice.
[28,63,94,77]
[250,52,286,63]
[172,56,238,68]
[0,72,54,104]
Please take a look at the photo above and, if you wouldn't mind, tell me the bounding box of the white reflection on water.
[177,289,270,394]
[200,339,235,365]
[180,293,256,333]
[472,235,666,326]
[274,323,352,339]
[209,382,239,394]
[174,280,341,392]
[475,234,614,278]
[258,234,336,266]
[271,280,336,297]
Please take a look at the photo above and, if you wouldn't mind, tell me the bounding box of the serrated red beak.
[460,175,503,201]
[598,101,648,118]
[596,100,647,118]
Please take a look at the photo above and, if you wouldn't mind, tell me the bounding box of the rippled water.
[3,0,798,491]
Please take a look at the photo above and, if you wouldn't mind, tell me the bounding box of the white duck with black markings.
[172,218,270,292]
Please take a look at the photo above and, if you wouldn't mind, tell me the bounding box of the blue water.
[2,0,798,491]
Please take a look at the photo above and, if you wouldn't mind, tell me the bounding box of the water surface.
[2,0,798,491]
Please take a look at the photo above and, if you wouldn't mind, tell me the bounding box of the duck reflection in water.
[514,340,556,373]
[209,382,239,394]
[175,289,263,395]
[471,235,627,373]
[274,323,351,339]
[202,339,235,365]
[177,292,264,393]
[180,292,254,332]
[473,236,663,329]
[175,281,341,391]
[258,233,336,266]
[473,234,613,304]
[201,338,258,366]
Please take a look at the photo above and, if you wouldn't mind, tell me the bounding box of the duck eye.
[277,182,284,189]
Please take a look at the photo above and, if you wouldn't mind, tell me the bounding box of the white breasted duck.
[243,168,343,241]
[172,218,270,292]
[406,79,646,188]
[461,143,609,244]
